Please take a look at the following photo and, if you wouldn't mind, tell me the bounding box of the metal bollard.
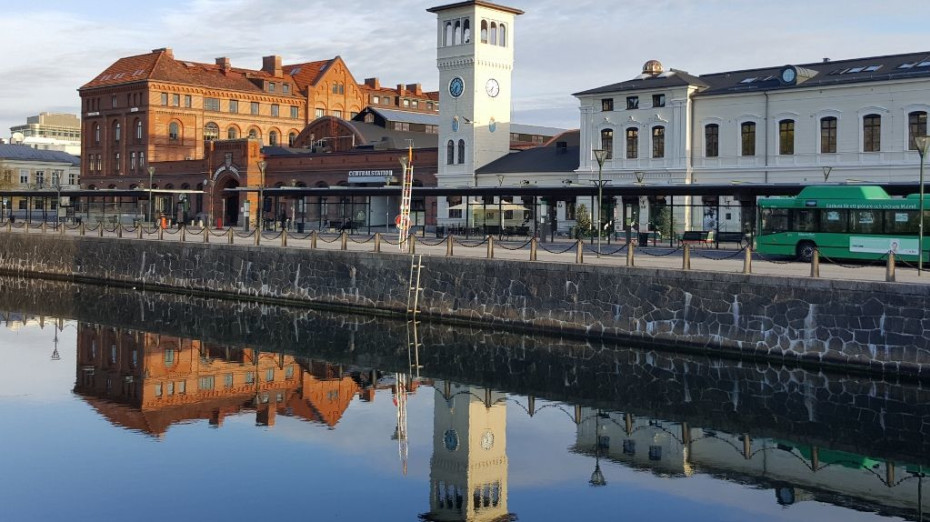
[117,224,122,238]
[409,234,417,254]
[530,237,537,261]
[137,225,143,239]
[627,242,635,267]
[59,221,64,236]
[80,222,85,236]
[227,227,234,245]
[811,249,820,278]
[447,235,454,257]
[254,228,261,246]
[886,252,896,282]
[340,231,348,250]
[281,229,287,247]
[99,223,104,237]
[311,230,318,249]
[575,240,583,264]
[180,227,186,242]
[487,236,494,259]
[682,244,691,270]
[42,222,47,234]
[158,226,163,240]
[374,232,381,253]
[743,246,752,274]
[6,221,11,233]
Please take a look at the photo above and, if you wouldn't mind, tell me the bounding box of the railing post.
[530,237,537,261]
[254,228,261,246]
[626,241,634,267]
[340,231,348,250]
[42,222,47,234]
[6,221,11,233]
[311,230,318,249]
[682,244,691,270]
[281,228,287,247]
[487,235,494,259]
[227,227,234,245]
[117,224,123,238]
[575,239,583,264]
[180,226,186,242]
[447,234,454,257]
[203,224,209,243]
[886,252,896,282]
[374,232,381,253]
[137,224,143,239]
[80,222,85,236]
[743,246,752,274]
[99,223,104,237]
[811,249,820,278]
[158,226,163,241]
[409,234,417,254]
[59,221,64,236]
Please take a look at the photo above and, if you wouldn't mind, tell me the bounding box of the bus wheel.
[796,241,816,263]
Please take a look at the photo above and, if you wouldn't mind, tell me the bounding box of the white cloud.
[1,0,929,136]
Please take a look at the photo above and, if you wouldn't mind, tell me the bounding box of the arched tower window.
[453,21,462,45]
[135,119,143,141]
[113,121,121,142]
[446,140,454,165]
[489,22,498,45]
[498,24,506,46]
[480,20,488,43]
[457,139,465,164]
[269,131,279,146]
[227,126,239,139]
[94,123,100,144]
[444,22,453,47]
[463,19,471,43]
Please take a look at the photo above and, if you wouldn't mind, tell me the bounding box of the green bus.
[756,185,930,262]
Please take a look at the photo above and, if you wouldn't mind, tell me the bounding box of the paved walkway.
[8,222,928,285]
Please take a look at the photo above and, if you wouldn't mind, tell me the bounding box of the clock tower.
[428,1,523,214]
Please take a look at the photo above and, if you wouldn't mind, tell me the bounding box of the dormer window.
[268,82,276,92]
[283,83,290,94]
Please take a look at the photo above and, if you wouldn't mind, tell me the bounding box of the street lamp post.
[592,149,609,258]
[147,166,155,224]
[203,178,212,228]
[257,160,267,231]
[915,136,930,276]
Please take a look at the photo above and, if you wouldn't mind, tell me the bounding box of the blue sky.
[1,0,928,137]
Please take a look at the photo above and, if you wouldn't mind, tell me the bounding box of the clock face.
[481,430,495,450]
[449,77,465,98]
[781,68,796,84]
[485,78,500,98]
[444,429,459,451]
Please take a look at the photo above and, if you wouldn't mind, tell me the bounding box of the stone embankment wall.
[0,234,928,376]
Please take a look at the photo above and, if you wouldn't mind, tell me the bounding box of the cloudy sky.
[1,0,928,138]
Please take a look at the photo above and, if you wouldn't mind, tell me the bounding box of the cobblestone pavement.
[10,223,928,285]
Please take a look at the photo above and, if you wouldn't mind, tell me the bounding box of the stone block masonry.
[0,233,928,376]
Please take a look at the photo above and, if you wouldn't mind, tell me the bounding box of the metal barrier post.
[99,223,104,237]
[575,240,583,264]
[180,227,186,242]
[374,232,381,253]
[6,221,11,233]
[254,228,261,246]
[117,224,122,238]
[447,235,454,257]
[227,228,234,245]
[682,244,691,270]
[59,221,64,236]
[811,249,820,278]
[311,230,318,249]
[886,252,896,282]
[42,222,47,234]
[281,229,287,247]
[203,225,209,243]
[530,237,537,261]
[626,242,634,267]
[158,226,163,241]
[410,234,417,255]
[80,222,85,236]
[743,246,752,274]
[137,225,143,239]
[487,236,494,259]
[340,231,348,250]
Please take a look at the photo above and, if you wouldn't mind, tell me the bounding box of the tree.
[575,203,591,238]
[652,204,672,239]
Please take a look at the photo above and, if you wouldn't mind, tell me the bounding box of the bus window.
[761,208,789,234]
[820,209,848,233]
[884,210,918,234]
[849,209,882,234]
[794,209,818,232]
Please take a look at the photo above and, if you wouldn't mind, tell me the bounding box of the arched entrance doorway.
[219,178,240,226]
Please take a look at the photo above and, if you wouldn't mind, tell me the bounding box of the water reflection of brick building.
[73,324,369,436]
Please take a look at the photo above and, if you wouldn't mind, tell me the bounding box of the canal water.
[0,278,926,521]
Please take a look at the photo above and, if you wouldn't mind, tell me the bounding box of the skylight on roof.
[847,66,865,73]
[291,67,301,75]
[919,61,930,68]
[864,65,882,72]
[132,69,145,76]
[740,77,757,84]
[898,62,916,69]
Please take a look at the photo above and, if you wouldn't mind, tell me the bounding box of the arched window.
[248,128,259,139]
[94,123,100,144]
[453,21,462,45]
[498,24,506,46]
[457,139,465,164]
[600,129,613,159]
[204,122,219,140]
[113,121,121,142]
[463,19,471,43]
[288,132,297,147]
[741,122,756,156]
[135,119,143,141]
[446,140,455,165]
[227,126,239,139]
[779,119,795,155]
[480,20,488,43]
[626,128,639,159]
[652,126,665,158]
[863,114,881,152]
[820,117,837,153]
[704,124,718,157]
[269,131,279,146]
[444,22,453,47]
[909,111,928,150]
[489,22,498,45]
[169,122,180,141]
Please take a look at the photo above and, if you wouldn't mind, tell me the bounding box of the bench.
[680,230,714,248]
[716,231,748,248]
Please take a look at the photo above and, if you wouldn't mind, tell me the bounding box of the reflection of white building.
[423,381,510,522]
[575,408,930,517]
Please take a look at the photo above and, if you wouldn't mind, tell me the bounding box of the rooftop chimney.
[405,83,423,95]
[216,57,231,71]
[152,48,173,59]
[262,55,282,77]
[364,78,381,89]
[823,57,830,63]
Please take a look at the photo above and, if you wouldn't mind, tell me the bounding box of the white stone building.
[9,112,81,155]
